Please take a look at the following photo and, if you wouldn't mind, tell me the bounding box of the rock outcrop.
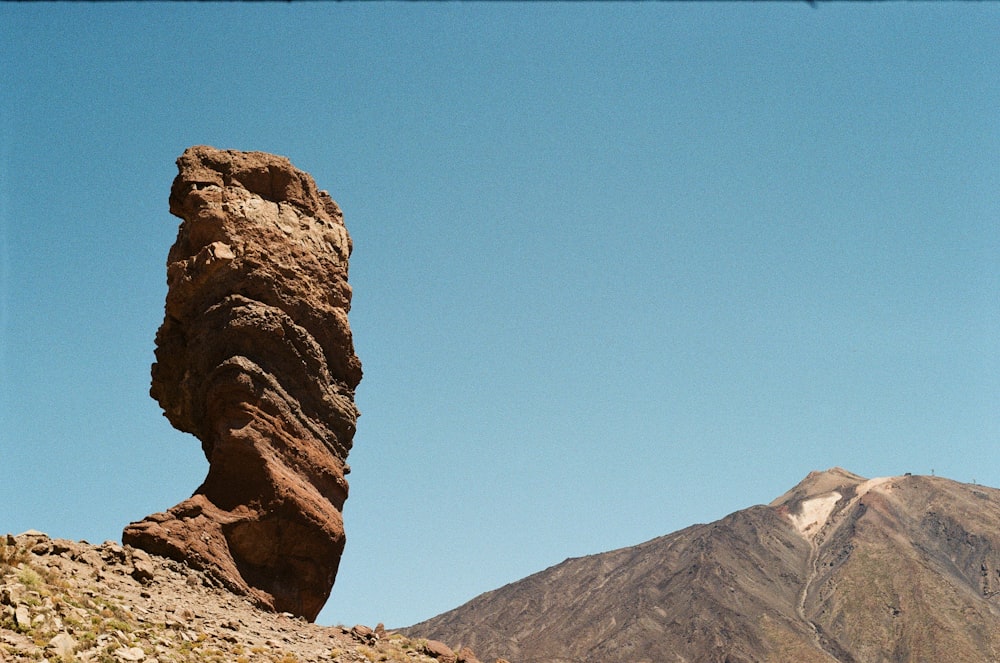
[123,146,362,621]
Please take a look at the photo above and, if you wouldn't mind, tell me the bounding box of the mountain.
[405,469,1000,663]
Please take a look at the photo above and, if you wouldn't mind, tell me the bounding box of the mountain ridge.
[405,469,1000,663]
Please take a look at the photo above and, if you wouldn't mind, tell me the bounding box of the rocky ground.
[1,531,496,663]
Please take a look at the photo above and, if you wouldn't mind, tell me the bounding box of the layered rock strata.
[123,146,362,621]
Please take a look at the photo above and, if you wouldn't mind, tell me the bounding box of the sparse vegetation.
[16,567,42,589]
[355,645,379,661]
[1,532,478,663]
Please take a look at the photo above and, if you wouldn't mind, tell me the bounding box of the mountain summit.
[406,469,1000,663]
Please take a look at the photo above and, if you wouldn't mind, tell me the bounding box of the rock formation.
[123,146,362,621]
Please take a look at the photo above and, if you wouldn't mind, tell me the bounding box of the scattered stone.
[15,530,47,539]
[423,639,458,663]
[116,646,146,661]
[350,624,376,643]
[0,587,19,606]
[74,548,104,569]
[133,558,156,583]
[456,646,481,663]
[14,604,29,627]
[47,632,77,658]
[101,541,128,563]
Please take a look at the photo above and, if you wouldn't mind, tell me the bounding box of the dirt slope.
[406,470,1000,663]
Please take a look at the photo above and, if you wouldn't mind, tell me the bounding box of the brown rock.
[350,624,376,643]
[456,645,481,663]
[422,639,457,663]
[123,146,362,621]
[131,558,156,583]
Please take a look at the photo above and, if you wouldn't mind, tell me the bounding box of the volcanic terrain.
[406,469,1000,663]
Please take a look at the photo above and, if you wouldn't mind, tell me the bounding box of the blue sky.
[2,4,998,629]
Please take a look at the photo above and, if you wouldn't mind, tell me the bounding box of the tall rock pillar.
[124,146,362,621]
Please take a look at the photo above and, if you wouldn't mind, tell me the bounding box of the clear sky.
[1,3,998,629]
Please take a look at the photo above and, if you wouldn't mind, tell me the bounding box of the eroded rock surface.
[123,146,362,621]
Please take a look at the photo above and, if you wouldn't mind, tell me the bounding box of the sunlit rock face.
[124,146,362,621]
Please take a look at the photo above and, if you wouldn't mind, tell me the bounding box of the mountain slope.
[405,469,1000,663]
[0,531,485,663]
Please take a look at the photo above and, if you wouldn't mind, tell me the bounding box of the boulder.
[123,146,362,621]
[422,639,457,663]
[350,624,376,643]
[456,646,481,663]
[47,633,77,659]
[115,647,146,661]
